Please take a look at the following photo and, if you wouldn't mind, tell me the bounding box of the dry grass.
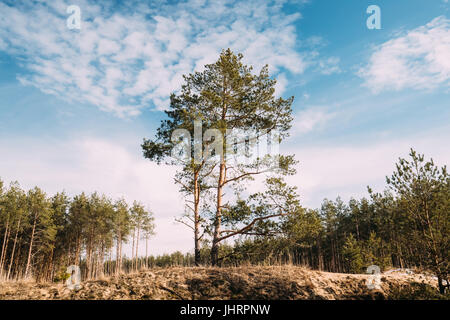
[0,266,438,300]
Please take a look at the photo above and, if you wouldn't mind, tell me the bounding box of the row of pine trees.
[0,180,155,282]
[139,189,447,277]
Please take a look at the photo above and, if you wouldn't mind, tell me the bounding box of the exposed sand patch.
[0,266,438,300]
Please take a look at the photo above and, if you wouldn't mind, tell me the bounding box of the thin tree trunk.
[0,217,11,275]
[0,228,11,276]
[193,171,201,266]
[46,247,54,282]
[25,214,37,278]
[131,228,135,271]
[135,225,140,271]
[317,238,323,271]
[13,245,22,280]
[7,217,21,280]
[74,235,82,265]
[211,162,225,266]
[211,77,227,267]
[119,239,123,274]
[98,243,104,278]
[86,239,92,279]
[116,234,120,276]
[109,247,112,276]
[145,235,148,269]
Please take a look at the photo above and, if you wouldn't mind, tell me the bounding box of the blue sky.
[0,0,449,255]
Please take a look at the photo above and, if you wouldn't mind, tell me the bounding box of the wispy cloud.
[285,128,450,207]
[293,107,337,135]
[0,0,338,117]
[359,16,450,92]
[317,56,341,75]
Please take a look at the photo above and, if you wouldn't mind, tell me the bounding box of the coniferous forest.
[0,185,155,282]
[0,146,448,294]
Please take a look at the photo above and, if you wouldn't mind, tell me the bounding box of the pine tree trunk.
[211,162,225,266]
[135,226,140,271]
[317,238,323,271]
[145,235,148,269]
[131,228,135,271]
[0,228,11,276]
[74,235,82,265]
[7,217,21,280]
[13,245,22,280]
[0,217,11,275]
[119,238,123,274]
[86,236,93,279]
[193,171,201,266]
[46,247,54,282]
[116,234,120,276]
[98,243,104,278]
[25,214,37,278]
[211,79,228,267]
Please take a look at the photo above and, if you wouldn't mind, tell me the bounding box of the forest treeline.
[141,148,449,296]
[136,148,450,286]
[0,147,447,292]
[0,183,155,282]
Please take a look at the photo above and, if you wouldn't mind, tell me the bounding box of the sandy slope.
[0,266,438,300]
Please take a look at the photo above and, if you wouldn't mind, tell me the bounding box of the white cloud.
[318,56,341,75]
[0,0,333,117]
[285,129,450,208]
[359,16,450,92]
[293,107,336,135]
[274,73,288,96]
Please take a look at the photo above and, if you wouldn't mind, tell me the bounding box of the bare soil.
[0,266,438,300]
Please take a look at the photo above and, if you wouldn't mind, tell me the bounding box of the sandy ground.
[0,266,438,300]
